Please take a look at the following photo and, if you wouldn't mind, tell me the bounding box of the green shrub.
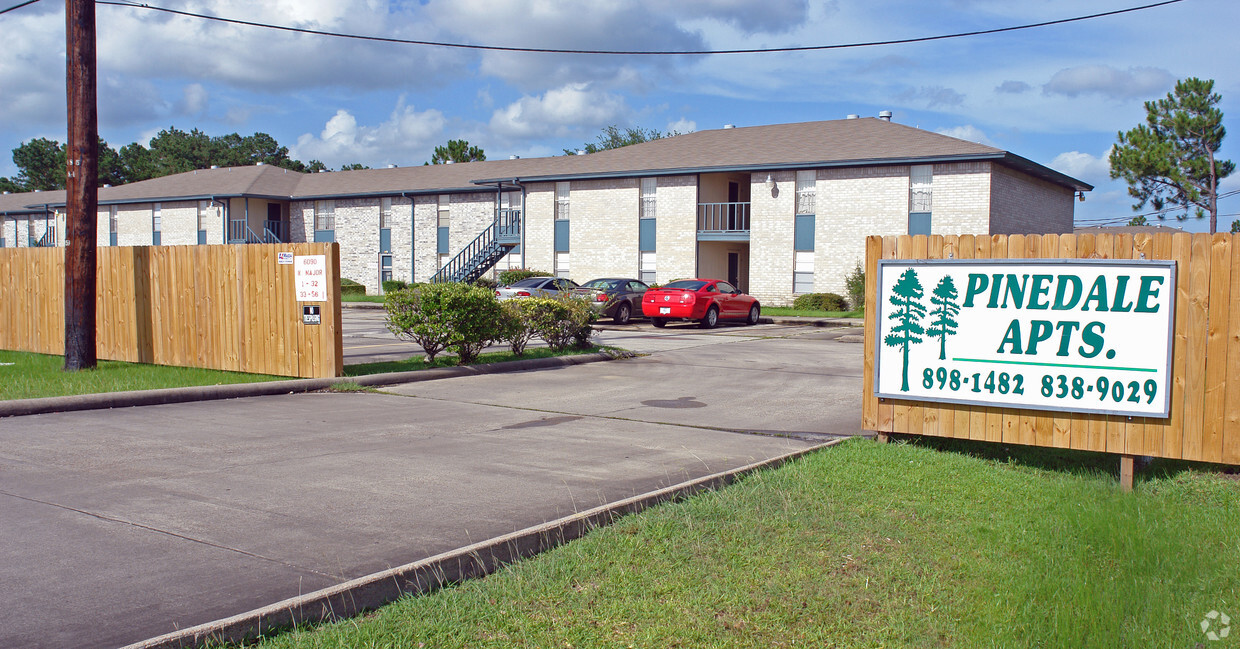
[498,268,553,286]
[472,276,499,290]
[385,283,506,364]
[500,299,537,356]
[523,294,597,352]
[792,292,849,312]
[340,278,367,296]
[844,262,865,311]
[382,279,409,293]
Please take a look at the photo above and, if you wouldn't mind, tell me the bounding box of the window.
[314,200,335,242]
[379,197,392,253]
[909,212,932,236]
[795,170,816,215]
[108,206,118,246]
[437,195,450,268]
[910,165,932,212]
[152,203,161,245]
[380,197,392,229]
[554,217,570,278]
[379,254,392,289]
[640,178,656,219]
[794,213,815,294]
[639,215,656,284]
[555,182,570,220]
[197,200,210,244]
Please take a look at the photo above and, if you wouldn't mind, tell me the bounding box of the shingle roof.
[0,189,62,215]
[7,117,1091,209]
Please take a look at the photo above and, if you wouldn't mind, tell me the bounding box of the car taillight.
[495,290,501,296]
[596,293,609,302]
[681,292,695,304]
[517,290,531,297]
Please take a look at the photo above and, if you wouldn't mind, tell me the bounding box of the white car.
[494,276,579,301]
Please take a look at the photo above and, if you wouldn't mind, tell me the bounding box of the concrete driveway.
[0,322,862,649]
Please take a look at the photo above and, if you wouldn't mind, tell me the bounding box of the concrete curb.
[120,437,846,649]
[0,352,632,419]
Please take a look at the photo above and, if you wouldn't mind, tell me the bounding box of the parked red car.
[641,279,761,328]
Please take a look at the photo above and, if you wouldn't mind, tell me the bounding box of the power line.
[94,0,1186,56]
[0,0,41,16]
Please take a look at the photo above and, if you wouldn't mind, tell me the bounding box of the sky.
[1,0,1238,232]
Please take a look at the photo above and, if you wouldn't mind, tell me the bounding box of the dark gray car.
[573,278,649,324]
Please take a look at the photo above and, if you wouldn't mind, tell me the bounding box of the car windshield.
[581,279,618,290]
[665,280,707,290]
[511,277,548,287]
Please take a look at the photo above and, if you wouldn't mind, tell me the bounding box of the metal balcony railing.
[431,209,522,283]
[697,202,750,234]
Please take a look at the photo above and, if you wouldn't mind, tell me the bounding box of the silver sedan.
[494,276,580,301]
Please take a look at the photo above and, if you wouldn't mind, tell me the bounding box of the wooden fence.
[0,243,342,379]
[862,232,1240,466]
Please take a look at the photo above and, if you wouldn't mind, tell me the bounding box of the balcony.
[697,202,750,240]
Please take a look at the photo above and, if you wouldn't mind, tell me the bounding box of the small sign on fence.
[874,259,1176,417]
[295,255,327,302]
[278,252,294,265]
[303,305,321,325]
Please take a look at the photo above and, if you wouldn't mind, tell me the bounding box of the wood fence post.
[1119,455,1135,492]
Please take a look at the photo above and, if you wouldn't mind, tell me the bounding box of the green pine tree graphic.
[926,274,961,361]
[883,268,926,392]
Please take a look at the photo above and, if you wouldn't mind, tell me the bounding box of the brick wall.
[749,170,797,303]
[989,164,1075,234]
[654,175,697,283]
[412,196,438,282]
[159,201,199,246]
[813,166,910,298]
[929,162,991,235]
[523,182,556,275]
[334,198,380,291]
[570,177,640,281]
[390,197,414,283]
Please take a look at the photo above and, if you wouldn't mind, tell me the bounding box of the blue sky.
[1,0,1237,231]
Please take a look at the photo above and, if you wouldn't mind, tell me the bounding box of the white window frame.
[640,177,656,219]
[437,195,450,228]
[380,197,392,229]
[152,203,161,233]
[315,200,335,232]
[910,165,933,213]
[795,170,816,216]
[555,182,570,221]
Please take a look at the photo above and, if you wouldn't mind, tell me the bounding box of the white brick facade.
[990,164,1075,234]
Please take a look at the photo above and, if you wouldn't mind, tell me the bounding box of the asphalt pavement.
[0,312,864,649]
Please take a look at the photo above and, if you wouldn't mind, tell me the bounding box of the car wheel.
[745,304,760,325]
[700,306,719,329]
[651,317,667,328]
[614,302,632,325]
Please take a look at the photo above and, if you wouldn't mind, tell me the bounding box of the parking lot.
[2,308,864,648]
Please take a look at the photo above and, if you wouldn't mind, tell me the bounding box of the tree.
[925,275,960,361]
[1231,220,1240,234]
[429,139,485,165]
[12,138,66,191]
[339,163,370,171]
[564,125,675,155]
[883,268,926,392]
[1109,77,1235,233]
[1128,215,1148,226]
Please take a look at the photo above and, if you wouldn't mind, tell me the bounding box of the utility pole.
[64,0,98,371]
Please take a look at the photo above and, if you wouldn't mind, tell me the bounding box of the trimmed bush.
[844,262,865,312]
[385,282,506,364]
[792,292,849,312]
[500,299,538,356]
[382,279,409,293]
[340,278,367,296]
[498,268,553,286]
[472,276,499,290]
[523,294,597,352]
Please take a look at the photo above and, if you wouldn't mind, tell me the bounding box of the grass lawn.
[763,306,863,318]
[0,349,285,400]
[1,345,610,401]
[341,294,385,303]
[240,437,1238,649]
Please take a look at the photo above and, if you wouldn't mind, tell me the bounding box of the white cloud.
[292,99,446,167]
[668,118,697,135]
[1043,65,1174,100]
[489,84,629,139]
[899,86,965,109]
[936,125,993,146]
[1050,148,1114,185]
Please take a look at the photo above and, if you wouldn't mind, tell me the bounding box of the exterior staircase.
[431,209,521,283]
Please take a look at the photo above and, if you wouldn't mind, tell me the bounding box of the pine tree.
[926,275,961,361]
[883,268,926,391]
[1109,77,1235,233]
